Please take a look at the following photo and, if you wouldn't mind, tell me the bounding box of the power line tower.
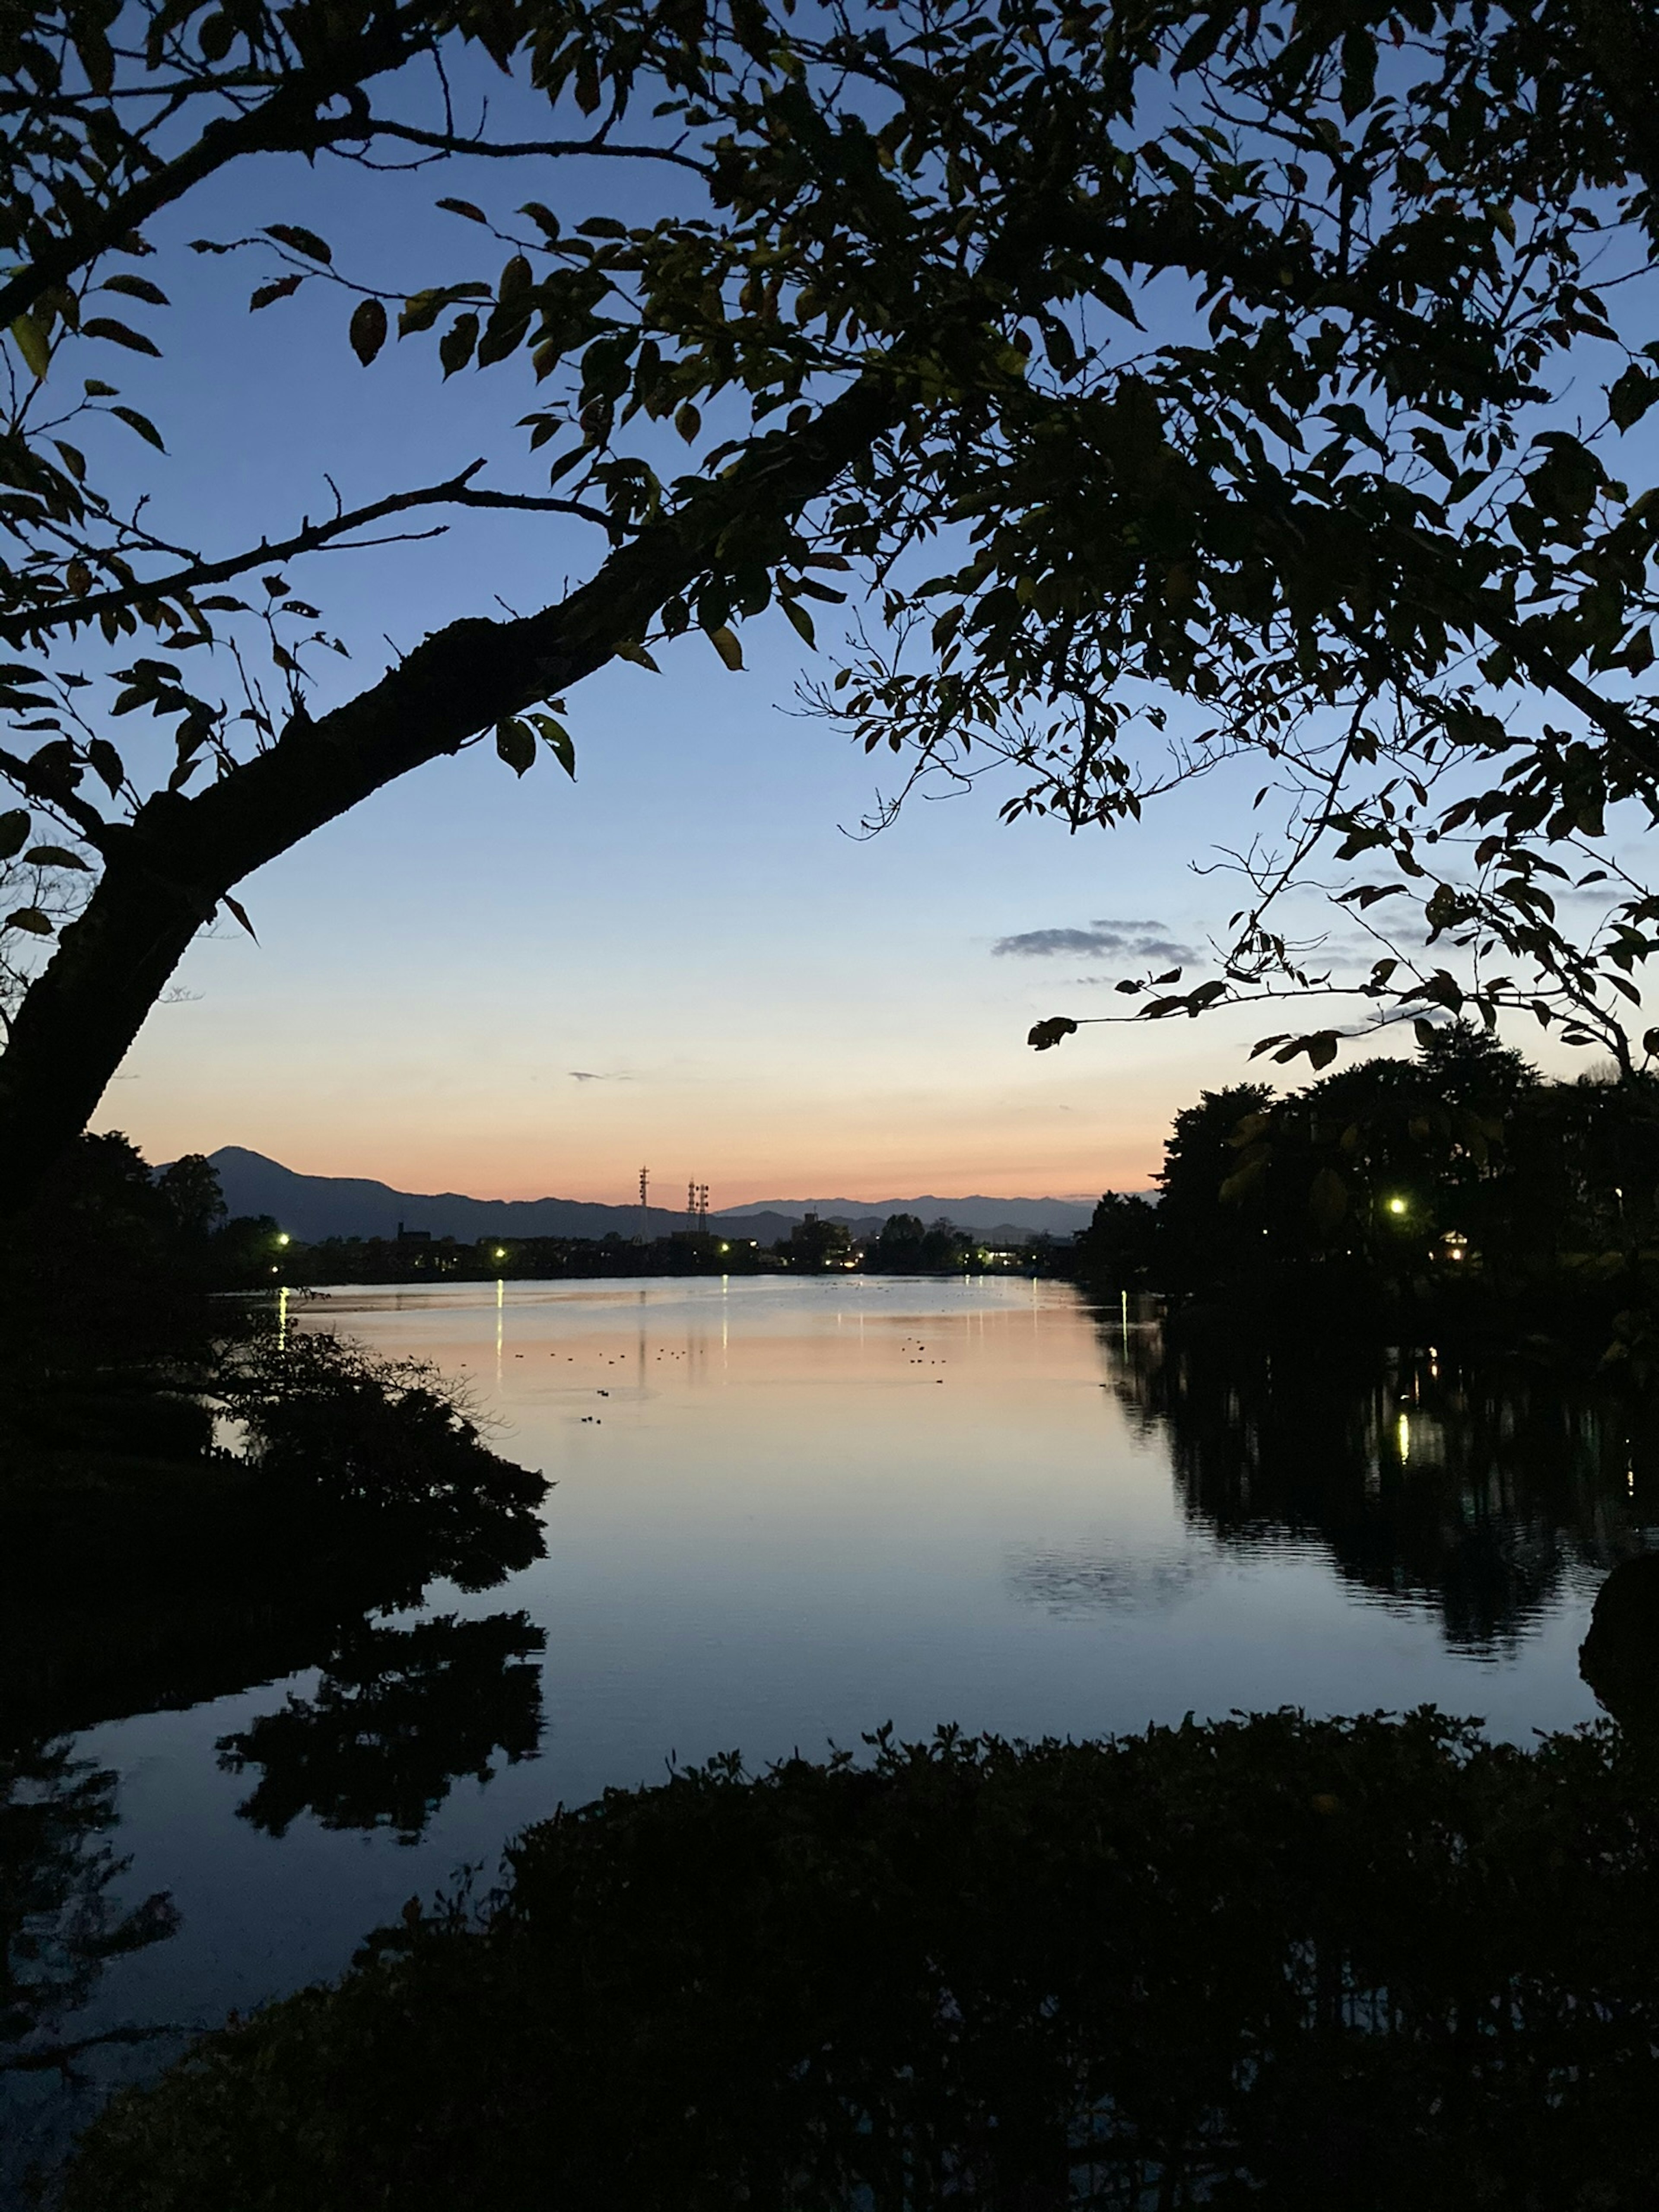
[686,1177,698,1233]
[637,1165,650,1245]
[696,1182,710,1232]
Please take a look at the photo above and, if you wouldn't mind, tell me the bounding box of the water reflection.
[217,1612,545,1844]
[0,1332,550,2108]
[1099,1303,1659,1653]
[1004,1539,1219,1617]
[0,1739,178,2074]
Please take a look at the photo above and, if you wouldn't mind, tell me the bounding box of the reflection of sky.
[57,1278,1600,2111]
[71,82,1636,1205]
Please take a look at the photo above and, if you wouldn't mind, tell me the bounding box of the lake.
[3,1273,1650,2193]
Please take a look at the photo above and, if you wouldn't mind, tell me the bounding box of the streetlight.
[1386,1196,1408,1217]
[493,1246,507,1261]
[276,1232,290,1246]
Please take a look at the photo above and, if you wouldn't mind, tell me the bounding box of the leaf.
[708,625,744,671]
[198,10,235,60]
[81,317,162,356]
[52,441,86,481]
[264,225,332,265]
[614,642,661,672]
[1308,1167,1348,1238]
[1608,364,1659,432]
[1219,1154,1268,1203]
[437,199,489,224]
[88,740,124,795]
[530,715,576,779]
[220,893,258,941]
[1339,29,1376,119]
[100,274,169,306]
[1027,1016,1078,1051]
[3,908,54,936]
[0,811,31,860]
[674,400,702,442]
[250,274,305,311]
[349,298,388,366]
[496,718,536,776]
[66,558,92,597]
[439,313,479,378]
[83,378,118,397]
[10,314,50,380]
[24,844,89,869]
[109,405,165,451]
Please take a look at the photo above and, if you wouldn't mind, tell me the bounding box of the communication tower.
[638,1165,650,1245]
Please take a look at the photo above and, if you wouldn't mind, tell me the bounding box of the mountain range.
[205,1149,1098,1246]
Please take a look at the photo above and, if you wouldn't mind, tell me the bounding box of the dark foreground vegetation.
[56,1697,1659,2212]
[1079,1024,1659,1367]
[0,1138,552,2125]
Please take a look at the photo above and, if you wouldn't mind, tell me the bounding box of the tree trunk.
[0,380,895,1215]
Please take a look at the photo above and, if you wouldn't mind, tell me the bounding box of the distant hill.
[205,1149,1097,1245]
[207,1148,682,1243]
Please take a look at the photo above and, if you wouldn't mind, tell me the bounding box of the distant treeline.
[1077,1022,1659,1361]
[278,1210,1061,1284]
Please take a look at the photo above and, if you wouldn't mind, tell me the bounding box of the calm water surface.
[5,1274,1647,2188]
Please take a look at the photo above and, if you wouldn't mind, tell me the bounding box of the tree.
[3,1,1659,1214]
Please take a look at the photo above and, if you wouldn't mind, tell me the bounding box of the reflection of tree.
[0,1325,552,2100]
[217,1613,545,1844]
[1097,1310,1659,1652]
[0,1739,178,2069]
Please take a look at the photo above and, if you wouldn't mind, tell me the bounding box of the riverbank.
[60,1707,1659,2210]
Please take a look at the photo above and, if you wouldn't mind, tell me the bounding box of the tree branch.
[0,375,900,1211]
[365,120,708,175]
[0,10,437,333]
[2,467,615,644]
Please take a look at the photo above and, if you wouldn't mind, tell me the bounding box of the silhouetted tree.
[5,4,1659,1203]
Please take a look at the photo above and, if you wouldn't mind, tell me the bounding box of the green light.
[1386,1197,1408,1217]
[494,1246,507,1260]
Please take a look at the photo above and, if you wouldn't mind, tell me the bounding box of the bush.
[61,1709,1659,2211]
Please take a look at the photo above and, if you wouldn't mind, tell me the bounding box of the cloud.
[992,918,1194,964]
[569,1069,633,1083]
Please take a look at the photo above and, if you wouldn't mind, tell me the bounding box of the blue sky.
[57,47,1629,1205]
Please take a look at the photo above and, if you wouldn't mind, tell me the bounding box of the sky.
[50,41,1631,1208]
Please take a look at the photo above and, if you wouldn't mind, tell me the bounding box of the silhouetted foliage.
[59,1710,1659,2212]
[7,2,1659,1205]
[216,1613,545,1845]
[865,1213,974,1272]
[1580,1554,1659,1738]
[1078,1023,1659,1354]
